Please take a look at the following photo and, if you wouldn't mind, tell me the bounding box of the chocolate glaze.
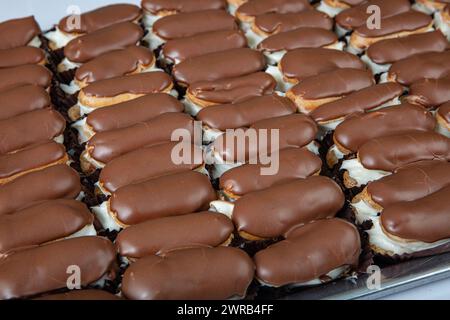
[75,46,154,84]
[254,11,334,34]
[334,103,436,152]
[0,65,52,92]
[233,176,345,238]
[281,48,365,81]
[99,142,203,193]
[388,51,450,86]
[0,142,66,180]
[64,22,144,63]
[142,0,226,14]
[254,219,361,286]
[162,30,247,64]
[0,109,65,155]
[0,237,115,300]
[0,165,81,215]
[110,171,216,226]
[311,83,403,123]
[116,212,234,258]
[381,185,450,243]
[36,290,120,300]
[88,113,194,163]
[237,0,312,18]
[0,199,93,254]
[0,85,50,121]
[220,148,322,196]
[0,47,45,68]
[368,160,450,208]
[122,246,254,300]
[153,10,237,40]
[173,48,265,86]
[336,0,410,30]
[0,16,41,50]
[258,27,338,52]
[58,4,141,34]
[82,71,172,98]
[290,68,374,99]
[407,77,450,109]
[367,31,449,65]
[359,131,450,172]
[189,72,276,104]
[438,102,450,124]
[86,93,183,133]
[355,11,432,37]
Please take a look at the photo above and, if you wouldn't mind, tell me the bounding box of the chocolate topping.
[0,109,65,154]
[99,142,203,193]
[197,95,296,130]
[58,4,141,34]
[334,103,435,152]
[254,11,334,34]
[122,246,254,300]
[368,160,450,208]
[407,77,450,108]
[75,46,154,84]
[220,148,322,196]
[381,185,450,243]
[173,48,265,86]
[0,199,93,254]
[281,48,365,81]
[0,65,52,92]
[233,176,344,238]
[311,83,403,122]
[88,113,194,163]
[0,237,115,300]
[0,85,50,121]
[86,93,183,133]
[153,10,237,40]
[359,131,450,172]
[0,47,45,68]
[255,219,360,286]
[142,0,226,14]
[367,31,449,65]
[258,27,338,53]
[82,71,172,98]
[110,171,216,226]
[290,68,374,99]
[237,0,312,18]
[64,22,144,63]
[189,72,276,104]
[0,142,66,180]
[36,290,120,300]
[354,11,432,38]
[336,0,410,30]
[438,102,450,124]
[162,30,247,64]
[0,16,41,50]
[116,212,234,258]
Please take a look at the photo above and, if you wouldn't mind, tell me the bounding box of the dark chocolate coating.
[254,11,333,34]
[407,77,450,109]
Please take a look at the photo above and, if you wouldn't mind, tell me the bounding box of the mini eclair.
[0,64,52,92]
[406,77,450,109]
[0,16,41,50]
[0,85,51,121]
[235,0,312,23]
[0,46,46,68]
[436,102,450,137]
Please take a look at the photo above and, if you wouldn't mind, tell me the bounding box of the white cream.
[361,54,391,74]
[210,200,235,219]
[81,150,106,170]
[412,2,437,14]
[437,121,450,138]
[435,11,450,40]
[142,13,162,28]
[265,65,293,92]
[340,159,390,187]
[316,1,345,17]
[28,36,42,48]
[58,58,82,72]
[352,199,380,225]
[92,202,122,232]
[54,134,64,144]
[72,118,94,144]
[336,24,350,38]
[228,4,238,16]
[245,28,264,49]
[328,144,346,164]
[44,27,78,49]
[144,29,165,50]
[65,224,97,239]
[182,97,203,117]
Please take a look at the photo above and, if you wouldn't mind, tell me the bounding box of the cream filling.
[361,54,391,74]
[265,65,292,92]
[142,13,162,28]
[58,58,82,72]
[245,28,265,49]
[81,150,105,170]
[72,118,94,144]
[437,121,450,138]
[317,1,346,17]
[336,24,350,38]
[92,202,122,232]
[28,36,42,48]
[65,224,97,239]
[44,27,78,49]
[54,134,64,144]
[341,159,390,187]
[412,2,437,14]
[144,29,165,50]
[228,4,238,16]
[435,11,450,40]
[209,200,235,219]
[352,199,380,225]
[329,144,346,164]
[379,72,389,83]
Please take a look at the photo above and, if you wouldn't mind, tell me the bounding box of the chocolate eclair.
[0,64,52,92]
[0,16,41,50]
[236,0,312,23]
[362,31,449,74]
[255,219,361,287]
[437,102,450,137]
[0,46,46,68]
[0,199,95,254]
[286,68,374,114]
[73,93,183,143]
[184,72,276,116]
[59,22,144,72]
[317,0,365,17]
[121,246,254,300]
[94,171,216,231]
[35,290,121,301]
[341,131,450,188]
[211,175,344,240]
[70,71,174,120]
[406,77,450,109]
[435,4,450,40]
[0,85,51,121]
[116,212,234,261]
[0,237,116,300]
[45,4,142,50]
